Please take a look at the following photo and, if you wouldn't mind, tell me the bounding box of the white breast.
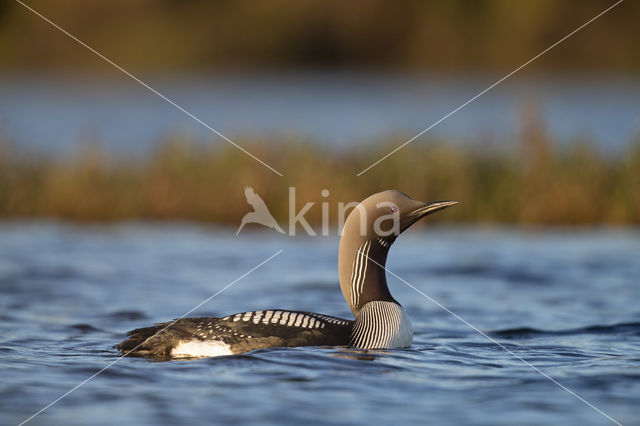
[171,340,233,358]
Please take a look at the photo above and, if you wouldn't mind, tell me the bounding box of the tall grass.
[0,135,638,225]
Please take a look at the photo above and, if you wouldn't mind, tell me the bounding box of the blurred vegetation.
[1,130,638,226]
[1,0,638,72]
[2,1,637,227]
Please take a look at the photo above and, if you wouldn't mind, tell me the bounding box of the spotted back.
[222,310,351,329]
[172,310,354,354]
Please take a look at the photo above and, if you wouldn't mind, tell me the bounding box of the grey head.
[338,190,457,316]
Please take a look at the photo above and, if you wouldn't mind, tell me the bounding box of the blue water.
[1,73,639,156]
[0,223,639,425]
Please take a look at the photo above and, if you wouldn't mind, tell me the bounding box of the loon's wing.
[115,310,353,359]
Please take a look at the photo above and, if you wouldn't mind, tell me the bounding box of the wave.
[492,321,640,339]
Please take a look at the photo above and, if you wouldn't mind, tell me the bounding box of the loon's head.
[338,190,457,315]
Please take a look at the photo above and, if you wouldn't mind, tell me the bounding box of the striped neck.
[339,236,395,316]
[349,301,413,349]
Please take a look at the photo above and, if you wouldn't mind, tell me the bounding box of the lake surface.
[0,223,639,425]
[1,73,639,156]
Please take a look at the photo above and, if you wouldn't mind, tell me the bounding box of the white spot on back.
[287,313,297,326]
[263,310,274,324]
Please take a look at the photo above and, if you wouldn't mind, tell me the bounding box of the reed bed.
[0,136,638,226]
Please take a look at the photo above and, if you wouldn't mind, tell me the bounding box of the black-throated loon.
[116,190,457,359]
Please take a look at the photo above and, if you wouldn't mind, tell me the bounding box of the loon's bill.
[115,190,457,359]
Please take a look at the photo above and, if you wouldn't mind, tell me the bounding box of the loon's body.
[116,190,456,359]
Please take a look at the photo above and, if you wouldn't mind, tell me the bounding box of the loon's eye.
[390,206,399,213]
